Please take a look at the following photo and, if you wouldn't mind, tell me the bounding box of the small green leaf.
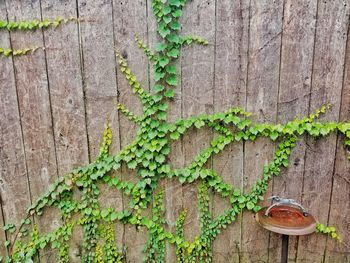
[163,16,172,24]
[194,120,205,129]
[247,202,254,210]
[166,74,178,86]
[172,9,183,18]
[155,43,167,52]
[153,84,165,93]
[163,6,172,15]
[167,34,180,43]
[165,89,175,98]
[157,111,167,120]
[170,131,180,140]
[170,21,181,30]
[127,160,137,169]
[169,0,182,7]
[166,65,177,74]
[167,48,179,58]
[158,27,171,38]
[270,131,279,141]
[155,154,166,163]
[110,212,119,221]
[154,71,165,81]
[158,56,170,67]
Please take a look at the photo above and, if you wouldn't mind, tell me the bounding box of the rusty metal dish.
[255,205,316,236]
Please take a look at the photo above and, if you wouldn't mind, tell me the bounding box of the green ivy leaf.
[194,120,205,129]
[158,27,171,38]
[170,131,180,140]
[166,65,177,74]
[172,9,183,18]
[270,131,279,141]
[247,202,254,210]
[154,71,165,81]
[153,84,165,93]
[163,6,172,15]
[158,56,170,67]
[155,154,166,163]
[170,21,181,30]
[155,43,167,52]
[163,15,172,24]
[165,89,175,98]
[167,48,179,58]
[167,34,180,43]
[166,74,178,86]
[110,212,119,221]
[169,0,182,7]
[157,111,167,120]
[127,160,137,169]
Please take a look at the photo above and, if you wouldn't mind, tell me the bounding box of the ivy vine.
[0,16,76,58]
[1,0,346,262]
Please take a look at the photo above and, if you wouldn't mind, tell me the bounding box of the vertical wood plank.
[212,0,249,262]
[296,0,350,262]
[324,27,350,262]
[113,0,150,261]
[40,1,89,261]
[6,1,61,261]
[145,1,184,261]
[268,0,317,262]
[241,0,283,262]
[77,0,124,251]
[181,0,215,244]
[0,2,27,257]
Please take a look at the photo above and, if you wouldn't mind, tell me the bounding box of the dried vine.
[1,0,345,262]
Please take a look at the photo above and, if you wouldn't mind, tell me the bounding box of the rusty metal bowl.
[255,205,316,236]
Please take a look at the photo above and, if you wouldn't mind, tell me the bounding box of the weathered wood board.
[241,0,284,262]
[181,0,215,245]
[268,0,318,262]
[212,0,249,262]
[113,0,150,261]
[296,1,349,262]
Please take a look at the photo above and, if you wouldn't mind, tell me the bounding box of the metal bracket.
[265,196,309,217]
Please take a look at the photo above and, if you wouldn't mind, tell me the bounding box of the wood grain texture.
[77,0,124,251]
[241,0,284,262]
[6,1,60,261]
[113,1,150,261]
[324,25,350,262]
[296,0,350,262]
[268,0,318,262]
[144,1,184,261]
[181,0,215,244]
[40,0,89,261]
[212,0,249,261]
[0,1,28,256]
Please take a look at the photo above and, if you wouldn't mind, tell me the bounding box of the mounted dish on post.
[255,196,316,263]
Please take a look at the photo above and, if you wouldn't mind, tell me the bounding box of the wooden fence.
[0,0,350,262]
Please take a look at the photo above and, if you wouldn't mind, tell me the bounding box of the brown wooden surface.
[241,0,284,262]
[268,0,318,262]
[296,1,349,262]
[6,1,61,261]
[40,0,89,261]
[324,21,350,262]
[77,0,124,253]
[113,0,150,261]
[181,0,215,245]
[212,0,249,262]
[0,1,29,257]
[1,0,350,262]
